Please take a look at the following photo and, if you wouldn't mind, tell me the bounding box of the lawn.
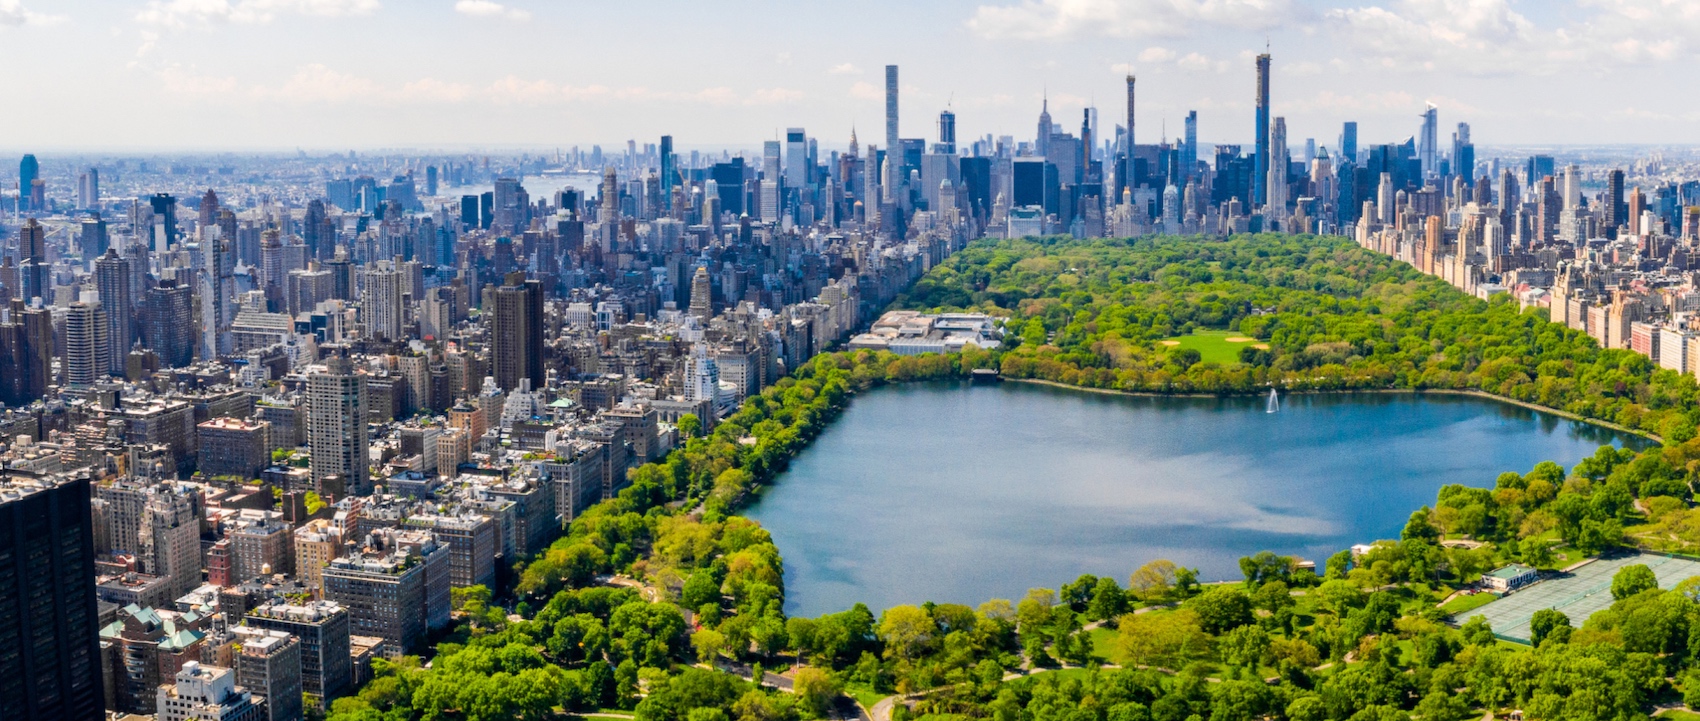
[1438,591,1499,617]
[1157,330,1263,365]
[842,682,887,710]
[1656,711,1700,720]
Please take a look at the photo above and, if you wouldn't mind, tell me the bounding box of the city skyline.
[4,0,1700,150]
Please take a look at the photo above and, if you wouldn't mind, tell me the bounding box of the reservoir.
[744,382,1646,617]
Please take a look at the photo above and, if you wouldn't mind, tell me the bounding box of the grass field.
[1438,591,1498,617]
[1158,330,1263,364]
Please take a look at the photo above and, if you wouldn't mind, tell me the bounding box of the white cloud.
[157,64,239,94]
[849,81,883,100]
[1325,0,1700,75]
[828,63,861,75]
[262,63,379,102]
[453,0,529,21]
[1137,47,1176,63]
[0,0,65,26]
[968,0,1299,40]
[137,0,379,27]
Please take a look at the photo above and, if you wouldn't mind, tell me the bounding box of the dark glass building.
[0,472,105,721]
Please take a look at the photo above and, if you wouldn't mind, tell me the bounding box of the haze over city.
[5,0,1700,149]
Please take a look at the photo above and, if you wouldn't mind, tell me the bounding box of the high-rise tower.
[884,65,900,195]
[1125,75,1136,152]
[1419,104,1439,179]
[18,218,46,304]
[95,249,132,375]
[0,473,106,721]
[17,155,38,211]
[1253,53,1271,206]
[309,347,370,497]
[490,271,544,393]
[937,110,956,155]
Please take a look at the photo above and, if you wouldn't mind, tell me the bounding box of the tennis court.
[1452,552,1700,643]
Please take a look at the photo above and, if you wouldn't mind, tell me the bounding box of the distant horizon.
[5,1,1700,149]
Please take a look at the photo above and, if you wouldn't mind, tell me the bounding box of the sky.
[2,0,1700,152]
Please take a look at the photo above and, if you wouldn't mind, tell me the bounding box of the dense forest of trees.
[894,234,1700,440]
[326,235,1700,721]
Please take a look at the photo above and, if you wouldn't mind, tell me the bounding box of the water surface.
[744,382,1644,616]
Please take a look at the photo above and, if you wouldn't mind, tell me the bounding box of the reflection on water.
[744,382,1647,617]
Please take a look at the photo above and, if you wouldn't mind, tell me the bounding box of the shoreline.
[1000,377,1663,444]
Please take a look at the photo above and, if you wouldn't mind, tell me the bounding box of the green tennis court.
[1452,552,1700,643]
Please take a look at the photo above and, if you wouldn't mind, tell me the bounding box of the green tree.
[1529,609,1571,646]
[877,605,935,660]
[792,667,840,717]
[678,414,703,439]
[1188,586,1253,634]
[1611,564,1658,600]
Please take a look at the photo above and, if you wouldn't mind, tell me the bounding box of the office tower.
[1253,53,1271,205]
[138,482,203,598]
[1036,96,1052,158]
[1125,74,1136,151]
[17,154,38,210]
[1340,122,1358,164]
[149,193,179,249]
[689,265,712,321]
[785,128,809,188]
[600,167,618,222]
[77,167,99,209]
[232,627,302,721]
[885,65,900,165]
[245,601,350,701]
[1606,168,1626,237]
[659,135,675,212]
[1183,110,1198,179]
[303,199,329,261]
[63,301,109,388]
[155,662,266,721]
[308,348,369,496]
[145,279,195,368]
[1526,155,1555,187]
[1563,164,1581,212]
[95,249,133,375]
[18,217,46,303]
[937,110,957,154]
[199,188,220,229]
[0,300,53,405]
[489,271,544,393]
[1451,122,1474,182]
[1266,117,1289,219]
[360,260,404,341]
[1418,104,1438,179]
[1378,172,1395,224]
[0,473,105,721]
[79,214,109,259]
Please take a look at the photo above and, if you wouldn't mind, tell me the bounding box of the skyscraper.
[1266,117,1290,221]
[490,271,544,393]
[77,167,99,210]
[1036,96,1052,158]
[360,260,405,342]
[937,110,956,154]
[1418,104,1439,179]
[1125,74,1136,152]
[145,279,195,368]
[62,301,108,388]
[785,128,809,188]
[309,348,370,496]
[1253,53,1271,206]
[0,300,52,406]
[79,214,109,259]
[0,472,106,721]
[1605,168,1626,237]
[688,265,712,321]
[18,218,47,303]
[1183,110,1198,180]
[885,64,901,195]
[95,249,133,375]
[659,135,676,212]
[17,154,38,211]
[1340,122,1358,165]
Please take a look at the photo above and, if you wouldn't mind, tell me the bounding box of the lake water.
[743,382,1646,617]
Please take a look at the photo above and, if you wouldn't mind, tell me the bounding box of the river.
[742,381,1646,617]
